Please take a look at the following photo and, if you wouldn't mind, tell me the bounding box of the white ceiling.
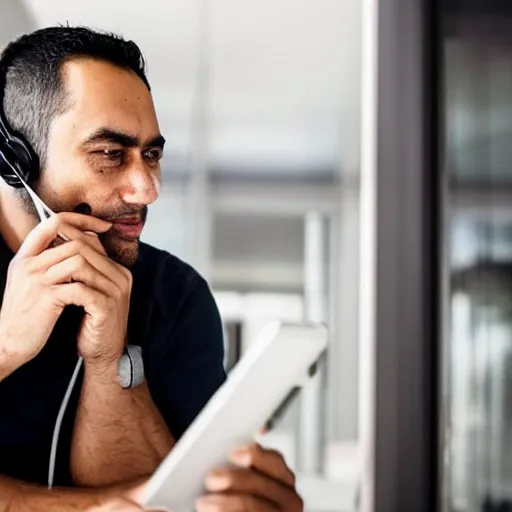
[21,0,362,176]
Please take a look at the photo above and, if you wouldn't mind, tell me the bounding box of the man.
[0,27,303,511]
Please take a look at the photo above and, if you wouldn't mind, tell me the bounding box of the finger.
[88,497,145,511]
[31,238,101,271]
[53,211,112,234]
[196,494,279,512]
[70,238,129,287]
[43,236,127,289]
[205,467,299,508]
[55,222,107,256]
[51,281,106,316]
[18,213,111,258]
[229,445,295,488]
[44,254,115,294]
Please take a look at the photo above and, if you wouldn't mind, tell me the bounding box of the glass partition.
[440,2,512,510]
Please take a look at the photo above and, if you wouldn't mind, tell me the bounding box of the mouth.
[110,217,145,239]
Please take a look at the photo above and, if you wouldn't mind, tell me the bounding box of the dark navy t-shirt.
[0,238,226,486]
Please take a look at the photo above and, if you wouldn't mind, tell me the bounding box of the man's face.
[34,58,164,267]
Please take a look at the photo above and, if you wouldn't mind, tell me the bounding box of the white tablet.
[142,322,328,512]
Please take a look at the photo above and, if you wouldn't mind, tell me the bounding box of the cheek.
[151,171,162,196]
[36,179,84,212]
[35,163,92,212]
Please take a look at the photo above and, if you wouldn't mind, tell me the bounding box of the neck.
[0,182,39,253]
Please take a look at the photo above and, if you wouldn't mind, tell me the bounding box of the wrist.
[82,345,145,389]
[83,355,120,383]
[0,346,24,381]
[79,333,125,371]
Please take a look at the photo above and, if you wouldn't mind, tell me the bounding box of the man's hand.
[46,221,133,366]
[197,444,303,512]
[0,213,112,379]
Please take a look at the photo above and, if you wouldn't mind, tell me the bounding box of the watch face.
[117,353,132,388]
[117,345,144,389]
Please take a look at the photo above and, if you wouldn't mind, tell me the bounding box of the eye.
[100,149,123,160]
[143,147,163,163]
[91,149,124,167]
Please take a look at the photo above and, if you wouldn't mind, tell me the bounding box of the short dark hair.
[1,26,150,171]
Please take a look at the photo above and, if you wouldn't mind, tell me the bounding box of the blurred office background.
[7,1,512,512]
[442,1,512,511]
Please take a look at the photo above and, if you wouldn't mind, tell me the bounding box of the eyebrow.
[83,128,166,149]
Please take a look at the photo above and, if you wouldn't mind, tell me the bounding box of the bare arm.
[0,351,18,383]
[0,474,144,512]
[52,234,221,487]
[0,214,168,498]
[70,361,175,487]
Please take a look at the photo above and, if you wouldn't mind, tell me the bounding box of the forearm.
[0,345,23,383]
[71,360,174,487]
[0,364,13,383]
[0,474,138,512]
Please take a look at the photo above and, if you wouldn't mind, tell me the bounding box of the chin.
[101,235,140,268]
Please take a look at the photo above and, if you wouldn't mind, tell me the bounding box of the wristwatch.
[117,345,145,389]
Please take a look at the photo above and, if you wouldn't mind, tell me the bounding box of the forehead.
[55,58,160,143]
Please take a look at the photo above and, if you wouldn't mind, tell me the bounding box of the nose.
[121,165,161,206]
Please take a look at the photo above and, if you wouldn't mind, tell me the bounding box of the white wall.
[0,0,36,48]
[22,0,361,179]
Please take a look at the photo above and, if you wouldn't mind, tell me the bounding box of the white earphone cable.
[48,356,83,489]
